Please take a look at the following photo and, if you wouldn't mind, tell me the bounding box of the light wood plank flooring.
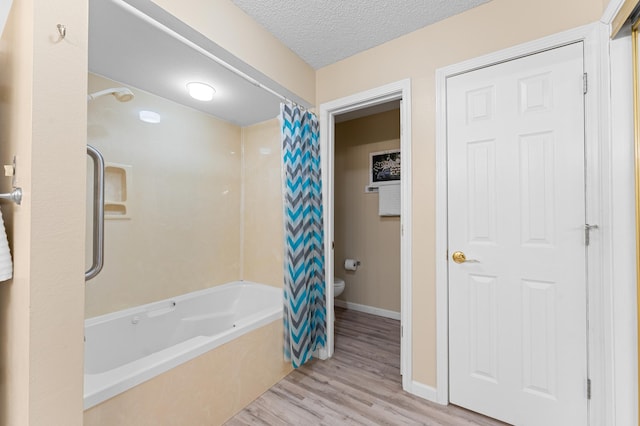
[225,308,508,425]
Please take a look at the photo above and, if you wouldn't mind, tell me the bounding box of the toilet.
[334,277,345,297]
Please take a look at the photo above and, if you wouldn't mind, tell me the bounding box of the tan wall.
[316,0,604,387]
[151,0,315,105]
[1,0,609,424]
[86,74,242,318]
[0,2,32,422]
[0,0,87,424]
[242,118,285,288]
[334,110,401,312]
[84,319,292,425]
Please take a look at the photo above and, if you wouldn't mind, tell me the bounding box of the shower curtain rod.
[113,0,307,109]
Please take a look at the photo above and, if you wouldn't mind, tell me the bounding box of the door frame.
[318,79,413,390]
[435,23,614,424]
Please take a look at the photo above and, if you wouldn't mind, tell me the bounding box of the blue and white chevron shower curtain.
[280,103,326,368]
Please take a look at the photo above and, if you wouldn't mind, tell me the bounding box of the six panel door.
[447,42,588,426]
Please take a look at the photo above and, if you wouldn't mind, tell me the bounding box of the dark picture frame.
[370,149,401,186]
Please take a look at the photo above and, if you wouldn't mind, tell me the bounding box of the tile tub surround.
[84,315,291,425]
[86,73,242,318]
[84,282,283,410]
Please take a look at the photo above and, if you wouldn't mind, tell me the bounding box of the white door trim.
[608,32,639,426]
[319,79,413,391]
[435,23,614,425]
[600,0,626,26]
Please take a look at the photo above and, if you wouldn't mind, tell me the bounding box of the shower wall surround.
[86,73,242,318]
[241,118,285,287]
[84,75,291,424]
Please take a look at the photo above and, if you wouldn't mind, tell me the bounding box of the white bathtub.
[83,281,283,410]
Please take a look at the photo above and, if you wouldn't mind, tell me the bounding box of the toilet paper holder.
[344,259,361,271]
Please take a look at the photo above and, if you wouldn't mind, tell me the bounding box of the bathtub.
[83,281,283,410]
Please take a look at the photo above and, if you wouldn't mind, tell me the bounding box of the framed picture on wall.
[369,149,401,186]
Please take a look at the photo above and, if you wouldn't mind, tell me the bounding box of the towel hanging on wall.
[378,183,401,216]
[0,207,13,281]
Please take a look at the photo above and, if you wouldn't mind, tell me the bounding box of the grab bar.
[86,145,105,281]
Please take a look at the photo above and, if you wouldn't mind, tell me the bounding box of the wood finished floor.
[225,308,509,426]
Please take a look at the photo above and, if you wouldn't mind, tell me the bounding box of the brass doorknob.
[452,251,479,264]
[452,251,467,264]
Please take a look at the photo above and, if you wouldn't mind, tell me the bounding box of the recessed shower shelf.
[104,202,127,216]
[105,163,132,220]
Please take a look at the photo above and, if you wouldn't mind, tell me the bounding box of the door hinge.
[583,73,588,94]
[587,378,592,399]
[585,224,598,246]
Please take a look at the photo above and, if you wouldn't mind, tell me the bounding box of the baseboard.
[406,381,440,404]
[314,346,329,360]
[334,299,401,320]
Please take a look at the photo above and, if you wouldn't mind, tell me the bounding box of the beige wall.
[86,74,242,317]
[316,0,604,387]
[1,0,609,424]
[335,110,401,312]
[84,319,291,425]
[242,118,285,288]
[151,0,315,105]
[0,2,31,422]
[0,0,87,424]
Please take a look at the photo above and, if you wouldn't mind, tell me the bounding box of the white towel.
[378,183,401,216]
[0,207,13,281]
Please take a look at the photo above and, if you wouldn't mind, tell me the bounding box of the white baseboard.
[406,381,441,404]
[334,299,401,320]
[314,347,329,360]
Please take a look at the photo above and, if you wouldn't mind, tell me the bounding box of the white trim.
[405,381,438,403]
[606,29,638,426]
[601,0,626,26]
[585,23,615,426]
[319,79,413,391]
[334,299,401,320]
[435,22,614,424]
[315,346,329,360]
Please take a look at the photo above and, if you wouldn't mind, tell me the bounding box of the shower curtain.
[280,103,326,368]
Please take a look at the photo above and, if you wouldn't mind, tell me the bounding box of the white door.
[447,42,588,426]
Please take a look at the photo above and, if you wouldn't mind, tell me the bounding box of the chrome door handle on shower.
[86,145,105,281]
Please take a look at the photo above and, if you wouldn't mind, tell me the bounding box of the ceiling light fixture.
[139,110,161,124]
[187,82,215,101]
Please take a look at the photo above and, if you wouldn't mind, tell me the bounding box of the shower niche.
[104,163,131,219]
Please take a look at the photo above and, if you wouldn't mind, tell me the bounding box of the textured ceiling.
[230,0,492,69]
